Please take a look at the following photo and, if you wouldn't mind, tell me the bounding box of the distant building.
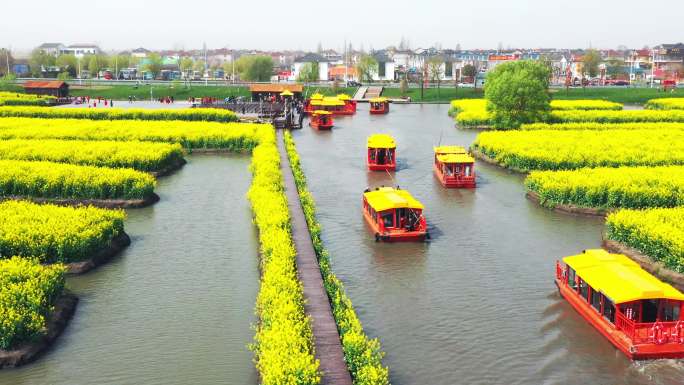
[292,53,330,81]
[37,43,65,56]
[371,51,395,81]
[62,44,101,58]
[131,47,150,58]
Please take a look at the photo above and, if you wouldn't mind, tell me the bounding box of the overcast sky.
[2,0,682,53]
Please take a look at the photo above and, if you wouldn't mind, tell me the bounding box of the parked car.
[347,80,362,87]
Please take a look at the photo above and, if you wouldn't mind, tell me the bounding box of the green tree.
[485,60,551,129]
[87,55,102,76]
[143,53,163,78]
[462,64,477,80]
[297,62,319,83]
[114,54,131,70]
[583,49,601,79]
[221,61,234,80]
[606,59,627,78]
[29,49,56,77]
[180,57,194,73]
[57,71,71,80]
[399,76,408,97]
[427,56,444,96]
[193,59,206,76]
[55,54,78,77]
[0,49,14,77]
[236,55,273,82]
[355,54,378,83]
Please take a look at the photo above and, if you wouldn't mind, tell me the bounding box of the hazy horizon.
[2,0,683,53]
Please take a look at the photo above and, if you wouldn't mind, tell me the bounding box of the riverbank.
[525,191,611,217]
[65,232,131,274]
[0,291,78,369]
[0,193,160,209]
[4,82,682,104]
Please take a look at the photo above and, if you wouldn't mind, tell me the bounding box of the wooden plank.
[276,130,353,385]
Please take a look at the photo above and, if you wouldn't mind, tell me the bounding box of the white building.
[37,43,65,56]
[62,44,101,58]
[131,47,150,58]
[371,51,395,81]
[291,53,330,81]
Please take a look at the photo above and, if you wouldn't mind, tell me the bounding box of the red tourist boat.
[433,146,476,188]
[362,187,428,242]
[369,97,390,114]
[309,110,334,130]
[555,249,684,360]
[337,93,357,114]
[367,134,396,171]
[303,93,324,114]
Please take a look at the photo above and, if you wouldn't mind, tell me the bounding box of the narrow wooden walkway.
[276,130,353,385]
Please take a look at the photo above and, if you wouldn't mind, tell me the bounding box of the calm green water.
[1,154,259,385]
[291,103,684,385]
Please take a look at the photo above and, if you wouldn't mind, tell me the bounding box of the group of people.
[80,96,114,108]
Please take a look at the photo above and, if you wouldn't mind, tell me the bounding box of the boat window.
[568,267,577,290]
[621,303,640,322]
[445,164,453,176]
[369,149,376,162]
[591,288,601,312]
[396,208,408,229]
[579,279,589,301]
[382,212,394,228]
[377,149,386,165]
[464,165,471,177]
[455,165,461,175]
[642,299,659,323]
[662,301,681,322]
[602,295,615,323]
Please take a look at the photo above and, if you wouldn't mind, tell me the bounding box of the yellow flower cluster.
[247,127,320,384]
[645,98,684,110]
[526,166,684,209]
[0,159,155,200]
[0,117,265,150]
[521,121,684,131]
[473,129,684,171]
[0,201,125,264]
[550,109,684,123]
[284,131,389,385]
[0,256,66,349]
[0,106,238,122]
[449,99,624,126]
[606,207,684,272]
[0,138,184,172]
[0,92,55,106]
[548,100,623,110]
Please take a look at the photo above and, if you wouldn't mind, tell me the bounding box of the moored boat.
[555,249,684,360]
[433,146,476,188]
[303,92,324,114]
[337,93,357,114]
[369,97,390,114]
[362,187,428,241]
[309,110,334,130]
[310,97,348,115]
[367,134,396,171]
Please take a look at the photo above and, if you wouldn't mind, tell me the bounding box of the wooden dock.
[276,130,353,385]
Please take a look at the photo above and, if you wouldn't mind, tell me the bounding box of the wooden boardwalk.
[276,130,353,385]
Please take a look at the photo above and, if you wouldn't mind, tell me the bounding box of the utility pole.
[4,48,10,76]
[651,48,656,88]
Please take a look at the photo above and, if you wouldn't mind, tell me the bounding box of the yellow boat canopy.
[364,187,424,212]
[434,145,467,155]
[312,110,332,115]
[309,93,324,100]
[437,153,475,164]
[311,98,345,107]
[367,134,396,149]
[280,90,294,96]
[337,94,351,100]
[369,97,388,103]
[564,249,684,304]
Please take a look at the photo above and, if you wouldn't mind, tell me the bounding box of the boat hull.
[556,278,684,360]
[433,164,476,188]
[310,122,333,130]
[368,163,396,172]
[370,109,388,115]
[362,208,426,242]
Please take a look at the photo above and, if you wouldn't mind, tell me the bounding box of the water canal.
[291,103,684,385]
[1,154,259,385]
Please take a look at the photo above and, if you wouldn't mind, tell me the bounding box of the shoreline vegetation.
[284,131,389,384]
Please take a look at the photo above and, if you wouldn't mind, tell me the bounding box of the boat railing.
[616,313,684,344]
[555,261,565,283]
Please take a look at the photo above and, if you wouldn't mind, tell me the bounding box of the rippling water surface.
[1,154,258,385]
[291,103,684,385]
